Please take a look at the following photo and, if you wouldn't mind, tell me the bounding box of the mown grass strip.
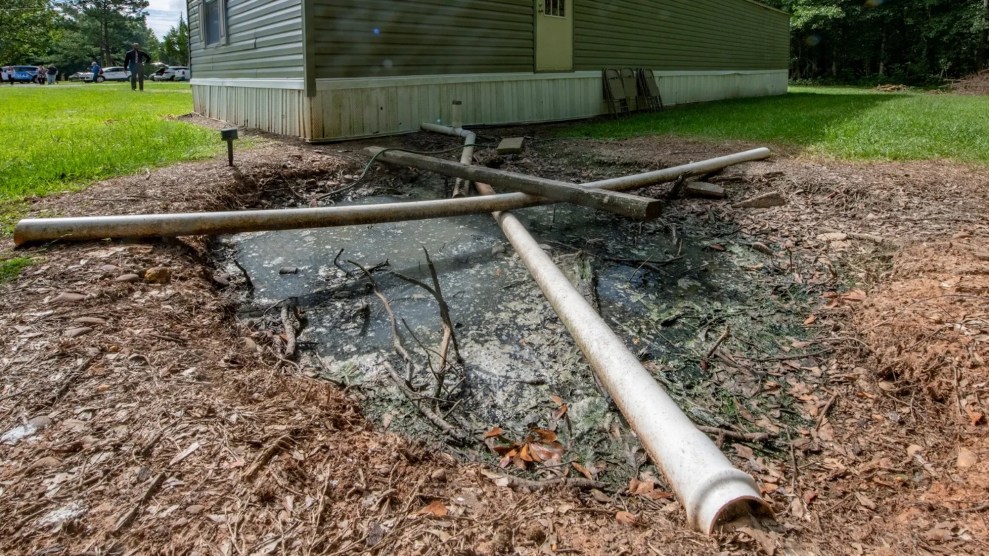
[565,86,989,165]
[0,82,221,201]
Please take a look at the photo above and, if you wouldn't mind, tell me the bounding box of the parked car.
[97,66,131,82]
[9,65,40,83]
[152,66,190,81]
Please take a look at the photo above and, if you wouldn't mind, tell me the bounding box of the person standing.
[36,65,46,85]
[90,61,101,83]
[123,42,150,91]
[47,64,57,85]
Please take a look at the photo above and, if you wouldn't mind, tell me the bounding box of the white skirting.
[191,70,787,142]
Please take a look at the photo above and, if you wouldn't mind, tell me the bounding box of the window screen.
[205,0,222,45]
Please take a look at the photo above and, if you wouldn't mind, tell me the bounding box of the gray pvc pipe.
[423,122,769,533]
[13,146,770,246]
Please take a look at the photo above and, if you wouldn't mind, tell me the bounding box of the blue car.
[10,66,40,83]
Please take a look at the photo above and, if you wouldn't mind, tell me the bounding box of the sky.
[146,0,187,39]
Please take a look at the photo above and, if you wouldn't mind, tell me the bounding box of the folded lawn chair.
[603,69,629,117]
[620,68,640,112]
[636,68,664,111]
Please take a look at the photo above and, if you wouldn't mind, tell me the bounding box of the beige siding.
[573,0,789,71]
[193,84,308,137]
[309,0,534,78]
[188,0,304,79]
[308,69,786,141]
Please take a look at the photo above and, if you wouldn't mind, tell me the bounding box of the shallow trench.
[212,158,808,483]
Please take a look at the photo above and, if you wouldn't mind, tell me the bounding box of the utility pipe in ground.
[423,122,769,533]
[368,146,663,220]
[13,149,770,246]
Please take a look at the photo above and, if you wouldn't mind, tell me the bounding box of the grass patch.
[0,256,33,284]
[0,82,221,202]
[565,86,989,165]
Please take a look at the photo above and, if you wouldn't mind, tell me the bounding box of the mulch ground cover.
[1,125,987,555]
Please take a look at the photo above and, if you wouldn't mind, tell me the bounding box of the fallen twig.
[113,472,166,533]
[702,326,731,369]
[739,347,833,363]
[815,394,838,430]
[232,258,254,292]
[48,357,95,407]
[488,474,606,491]
[242,433,293,481]
[351,260,412,363]
[697,426,771,443]
[393,247,462,369]
[384,363,469,444]
[280,304,298,359]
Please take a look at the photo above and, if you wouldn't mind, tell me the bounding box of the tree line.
[764,0,989,83]
[0,0,188,74]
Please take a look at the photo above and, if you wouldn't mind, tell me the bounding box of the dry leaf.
[417,500,448,518]
[804,314,817,325]
[532,429,557,443]
[549,395,564,406]
[842,289,867,302]
[644,490,673,501]
[552,403,568,421]
[484,426,504,439]
[615,511,638,526]
[529,442,564,464]
[856,493,877,511]
[572,462,594,480]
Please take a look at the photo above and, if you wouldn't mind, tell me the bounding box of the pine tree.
[67,0,150,65]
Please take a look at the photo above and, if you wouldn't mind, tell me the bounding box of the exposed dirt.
[1,126,987,555]
[950,70,989,95]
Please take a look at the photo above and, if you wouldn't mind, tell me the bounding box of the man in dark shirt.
[123,42,151,91]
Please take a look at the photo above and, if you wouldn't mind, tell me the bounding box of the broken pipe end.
[688,468,772,534]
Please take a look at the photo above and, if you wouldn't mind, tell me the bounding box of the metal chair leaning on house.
[603,68,664,117]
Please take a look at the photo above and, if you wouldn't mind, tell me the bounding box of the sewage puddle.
[216,179,804,478]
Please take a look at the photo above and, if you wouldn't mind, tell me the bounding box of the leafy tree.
[160,15,189,65]
[0,0,60,64]
[64,0,150,66]
[764,0,989,83]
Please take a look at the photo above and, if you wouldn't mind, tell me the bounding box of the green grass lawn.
[0,81,220,203]
[566,86,989,165]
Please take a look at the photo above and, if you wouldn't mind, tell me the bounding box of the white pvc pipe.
[423,123,768,533]
[449,101,472,197]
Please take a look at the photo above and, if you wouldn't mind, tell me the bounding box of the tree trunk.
[979,0,989,70]
[879,30,886,77]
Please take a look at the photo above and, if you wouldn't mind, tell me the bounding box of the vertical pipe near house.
[451,100,464,129]
[421,123,769,533]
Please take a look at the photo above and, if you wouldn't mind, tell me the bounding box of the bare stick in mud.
[351,260,412,363]
[383,362,469,444]
[352,260,469,443]
[393,249,462,374]
[280,304,298,359]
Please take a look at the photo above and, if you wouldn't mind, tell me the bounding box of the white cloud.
[146,0,188,39]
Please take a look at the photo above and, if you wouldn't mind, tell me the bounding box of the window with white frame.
[544,0,565,17]
[203,0,226,46]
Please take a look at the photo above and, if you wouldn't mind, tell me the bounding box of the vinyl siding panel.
[310,0,534,78]
[573,0,789,71]
[189,0,304,79]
